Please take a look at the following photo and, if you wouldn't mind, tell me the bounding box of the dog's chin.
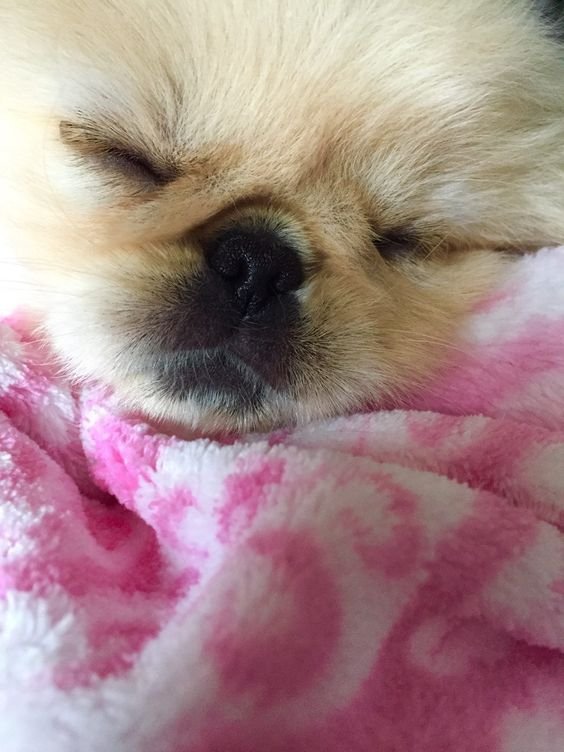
[154,349,268,411]
[130,348,284,434]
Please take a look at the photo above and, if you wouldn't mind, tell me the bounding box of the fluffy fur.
[1,0,564,430]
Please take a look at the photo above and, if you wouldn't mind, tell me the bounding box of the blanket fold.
[2,248,564,752]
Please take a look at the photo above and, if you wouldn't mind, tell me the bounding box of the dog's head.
[2,0,563,430]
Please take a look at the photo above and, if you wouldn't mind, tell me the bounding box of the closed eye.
[102,145,174,186]
[372,227,418,261]
[59,119,178,188]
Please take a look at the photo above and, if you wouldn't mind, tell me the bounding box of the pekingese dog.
[1,0,564,431]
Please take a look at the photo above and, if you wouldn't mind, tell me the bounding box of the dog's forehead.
[5,0,500,177]
[60,11,366,152]
[5,0,547,243]
[4,1,439,152]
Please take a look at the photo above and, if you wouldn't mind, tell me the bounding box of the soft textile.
[2,248,564,752]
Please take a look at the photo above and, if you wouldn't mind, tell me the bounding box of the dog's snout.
[155,224,305,388]
[207,226,304,315]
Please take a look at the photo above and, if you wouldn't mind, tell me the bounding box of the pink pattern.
[219,457,286,542]
[2,247,564,751]
[207,529,341,709]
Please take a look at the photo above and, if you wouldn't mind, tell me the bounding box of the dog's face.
[2,0,564,430]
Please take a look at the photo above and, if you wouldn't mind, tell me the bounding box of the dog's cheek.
[288,271,394,410]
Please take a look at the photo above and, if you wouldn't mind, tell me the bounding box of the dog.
[1,0,564,431]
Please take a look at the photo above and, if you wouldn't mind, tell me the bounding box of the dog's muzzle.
[150,224,305,406]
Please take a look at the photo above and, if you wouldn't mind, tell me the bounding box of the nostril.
[205,225,304,315]
[273,264,303,294]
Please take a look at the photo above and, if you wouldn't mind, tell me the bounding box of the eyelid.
[59,119,178,187]
[371,226,417,261]
[102,145,174,186]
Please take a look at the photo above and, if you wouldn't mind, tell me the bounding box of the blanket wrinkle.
[2,247,564,751]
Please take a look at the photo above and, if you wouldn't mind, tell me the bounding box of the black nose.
[207,226,304,315]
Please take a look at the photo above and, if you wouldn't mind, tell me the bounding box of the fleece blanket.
[2,248,564,752]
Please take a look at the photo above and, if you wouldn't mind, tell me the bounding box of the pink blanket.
[2,248,564,752]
